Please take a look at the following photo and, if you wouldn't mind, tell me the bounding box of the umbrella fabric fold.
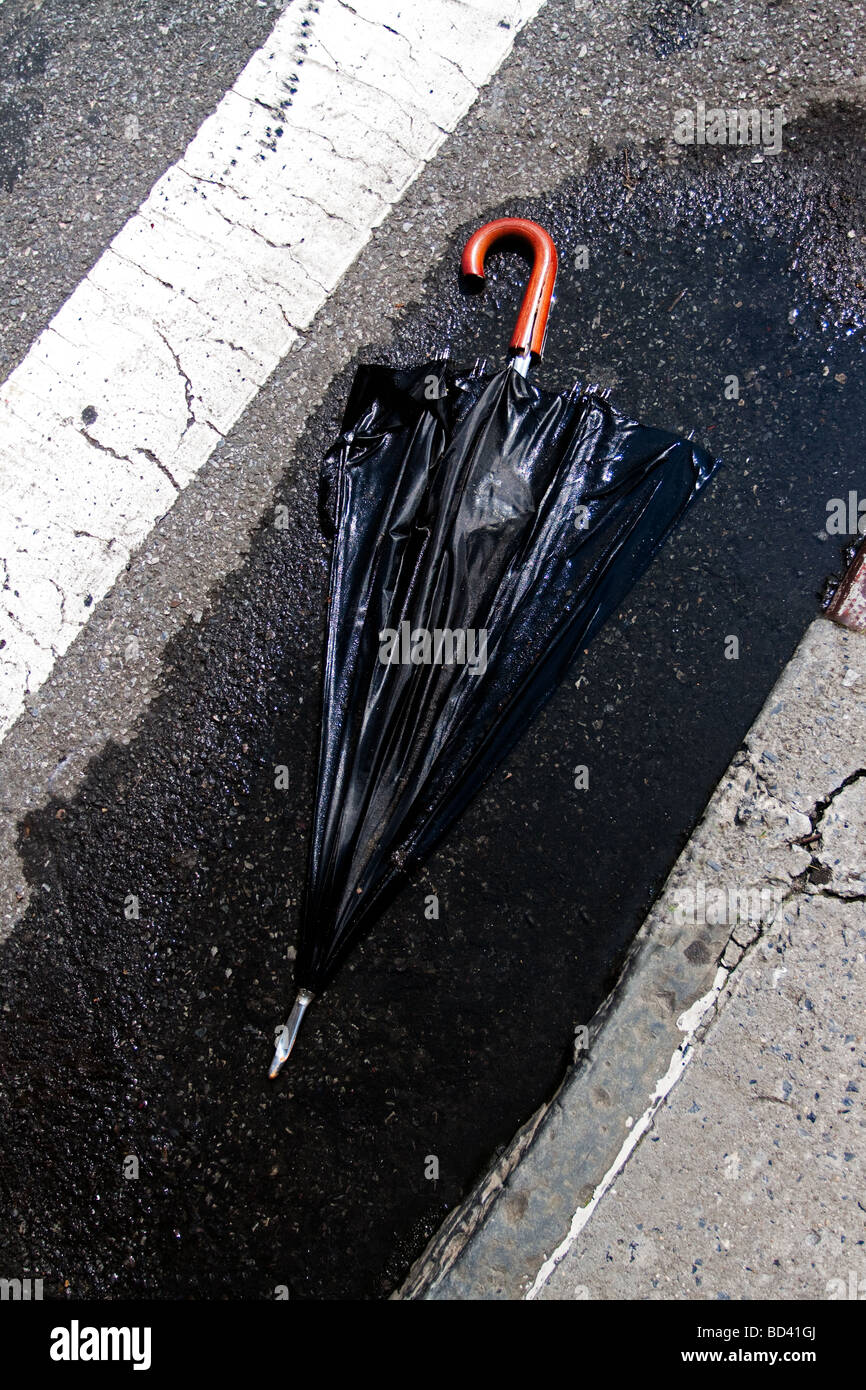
[301,361,715,989]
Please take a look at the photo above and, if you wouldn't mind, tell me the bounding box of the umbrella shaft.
[269,989,314,1077]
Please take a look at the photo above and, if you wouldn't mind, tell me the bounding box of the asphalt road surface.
[0,0,864,1299]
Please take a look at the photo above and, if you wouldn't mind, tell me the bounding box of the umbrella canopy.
[270,218,718,1075]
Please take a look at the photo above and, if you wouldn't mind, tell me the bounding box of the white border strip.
[0,0,545,738]
[524,966,729,1299]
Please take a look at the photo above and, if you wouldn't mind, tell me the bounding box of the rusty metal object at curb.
[827,542,866,632]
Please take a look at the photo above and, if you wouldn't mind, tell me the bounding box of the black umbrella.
[270,217,718,1076]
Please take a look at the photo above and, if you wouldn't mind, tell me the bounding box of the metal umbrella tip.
[268,989,314,1078]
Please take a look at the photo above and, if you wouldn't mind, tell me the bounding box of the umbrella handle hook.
[461,217,558,370]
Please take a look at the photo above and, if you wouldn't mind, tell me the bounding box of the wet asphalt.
[1,83,864,1297]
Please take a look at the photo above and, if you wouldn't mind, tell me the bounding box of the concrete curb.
[398,617,866,1299]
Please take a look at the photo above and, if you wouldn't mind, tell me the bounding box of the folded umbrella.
[270,217,718,1076]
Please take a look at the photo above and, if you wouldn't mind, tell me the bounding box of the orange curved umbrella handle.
[461,217,558,360]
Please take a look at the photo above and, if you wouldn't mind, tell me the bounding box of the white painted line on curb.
[524,965,730,1300]
[0,0,546,740]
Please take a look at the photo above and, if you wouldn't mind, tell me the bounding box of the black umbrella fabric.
[270,218,718,1075]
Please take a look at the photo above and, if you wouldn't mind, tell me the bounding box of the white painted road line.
[0,0,546,741]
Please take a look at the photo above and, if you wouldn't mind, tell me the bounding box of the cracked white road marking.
[0,0,545,740]
[524,966,730,1300]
